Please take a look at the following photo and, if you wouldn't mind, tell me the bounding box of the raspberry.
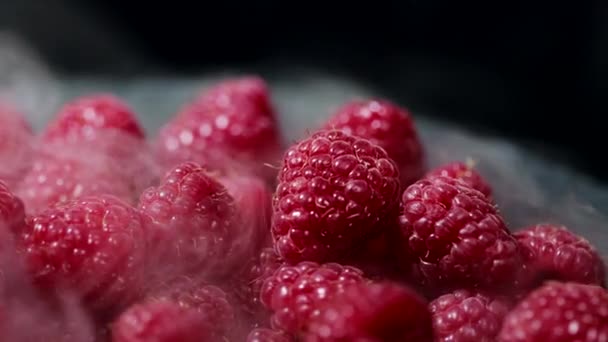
[0,180,25,232]
[138,162,237,278]
[305,282,433,342]
[325,99,425,186]
[498,282,608,342]
[0,103,34,189]
[247,328,293,342]
[156,77,282,182]
[114,279,238,342]
[426,161,492,198]
[398,175,522,294]
[515,223,606,287]
[16,144,134,213]
[260,261,366,332]
[43,94,144,141]
[272,129,401,263]
[17,195,147,314]
[429,290,511,342]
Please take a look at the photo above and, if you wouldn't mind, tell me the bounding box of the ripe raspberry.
[305,282,433,342]
[426,161,492,198]
[138,162,237,278]
[156,77,282,182]
[399,175,521,294]
[16,144,133,213]
[429,290,511,342]
[515,223,606,287]
[260,261,366,332]
[247,328,293,342]
[0,103,34,189]
[273,129,401,263]
[498,282,608,342]
[17,195,147,313]
[43,94,144,141]
[112,278,235,342]
[325,99,425,186]
[0,180,25,232]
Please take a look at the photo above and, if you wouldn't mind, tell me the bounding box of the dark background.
[1,0,606,181]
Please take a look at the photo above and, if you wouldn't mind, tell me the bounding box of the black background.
[1,0,606,181]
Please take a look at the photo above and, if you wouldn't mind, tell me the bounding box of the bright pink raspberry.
[498,282,608,342]
[426,161,492,198]
[430,290,511,342]
[305,282,433,342]
[261,261,366,332]
[325,99,425,186]
[156,77,282,183]
[0,180,25,232]
[272,129,401,263]
[399,176,522,295]
[0,103,34,188]
[43,94,144,141]
[247,328,293,342]
[515,223,606,287]
[138,162,237,279]
[17,195,147,314]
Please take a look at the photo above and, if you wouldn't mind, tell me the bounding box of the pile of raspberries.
[0,77,605,342]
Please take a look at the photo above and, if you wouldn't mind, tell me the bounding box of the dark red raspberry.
[305,281,433,342]
[272,129,401,263]
[325,99,425,186]
[426,161,492,198]
[498,281,608,342]
[17,195,147,314]
[0,103,34,189]
[156,77,282,183]
[515,223,606,288]
[247,328,293,342]
[398,175,522,294]
[138,162,237,279]
[429,290,511,342]
[43,94,144,141]
[260,261,366,332]
[0,180,25,232]
[16,144,134,213]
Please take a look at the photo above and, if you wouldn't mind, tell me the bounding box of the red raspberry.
[426,161,492,198]
[0,103,34,189]
[0,180,25,232]
[325,99,425,186]
[247,328,293,342]
[138,162,237,279]
[398,175,522,294]
[305,282,433,342]
[260,261,366,332]
[498,282,608,342]
[43,94,144,141]
[156,77,282,182]
[16,195,147,314]
[429,290,511,342]
[272,129,401,263]
[515,223,606,287]
[16,144,133,213]
[114,280,237,342]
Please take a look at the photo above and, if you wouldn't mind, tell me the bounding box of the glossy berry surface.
[17,195,147,312]
[306,282,433,342]
[515,223,606,287]
[261,261,365,332]
[247,328,293,342]
[43,94,144,141]
[498,282,608,342]
[325,99,425,186]
[430,290,510,342]
[399,175,521,294]
[0,180,25,232]
[426,161,492,198]
[272,129,401,263]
